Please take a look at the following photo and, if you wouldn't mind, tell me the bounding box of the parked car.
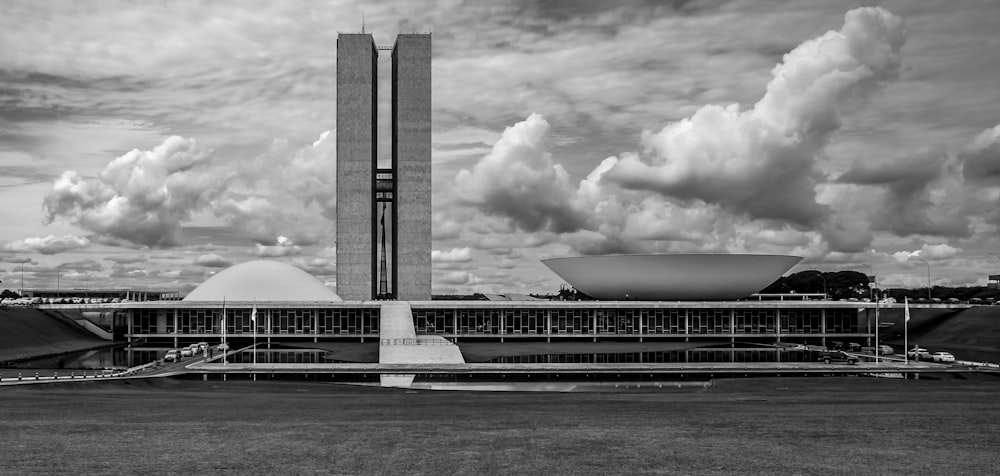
[928,352,956,363]
[818,351,858,365]
[907,348,930,359]
[180,348,193,358]
[164,350,180,362]
[863,344,895,355]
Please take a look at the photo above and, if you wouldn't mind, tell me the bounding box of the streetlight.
[20,259,28,296]
[864,265,876,301]
[814,271,827,300]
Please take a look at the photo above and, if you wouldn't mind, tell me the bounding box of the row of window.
[413,308,861,335]
[130,307,862,335]
[130,308,379,335]
[487,349,815,364]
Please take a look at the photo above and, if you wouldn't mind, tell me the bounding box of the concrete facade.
[336,33,431,302]
[392,34,432,301]
[336,34,378,301]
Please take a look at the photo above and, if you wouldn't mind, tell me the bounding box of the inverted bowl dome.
[542,254,802,301]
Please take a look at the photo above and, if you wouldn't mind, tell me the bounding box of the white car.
[164,350,180,362]
[929,352,955,363]
[180,348,193,358]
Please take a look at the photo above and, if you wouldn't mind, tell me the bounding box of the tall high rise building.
[336,33,431,301]
[392,34,432,301]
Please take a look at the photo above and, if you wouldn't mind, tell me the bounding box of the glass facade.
[129,305,867,339]
[130,307,379,336]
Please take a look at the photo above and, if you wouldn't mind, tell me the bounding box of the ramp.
[378,301,465,387]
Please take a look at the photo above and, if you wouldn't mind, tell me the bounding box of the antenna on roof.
[361,11,366,33]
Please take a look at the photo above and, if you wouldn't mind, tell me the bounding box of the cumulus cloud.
[216,131,337,245]
[448,7,907,259]
[431,247,473,263]
[43,136,223,247]
[891,243,962,262]
[194,253,232,268]
[605,7,905,226]
[42,131,337,249]
[2,234,90,255]
[438,271,481,286]
[452,114,588,234]
[255,236,302,257]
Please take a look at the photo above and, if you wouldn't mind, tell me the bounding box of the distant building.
[20,288,181,302]
[988,274,1000,289]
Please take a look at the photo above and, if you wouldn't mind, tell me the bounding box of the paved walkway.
[378,302,465,387]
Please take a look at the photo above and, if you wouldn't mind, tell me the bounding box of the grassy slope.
[877,306,1000,361]
[0,377,998,474]
[0,307,108,362]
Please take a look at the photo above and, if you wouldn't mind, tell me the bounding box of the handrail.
[379,338,454,346]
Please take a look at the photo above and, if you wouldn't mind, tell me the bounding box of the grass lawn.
[1,376,998,474]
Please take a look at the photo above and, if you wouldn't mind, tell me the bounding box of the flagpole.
[904,296,909,365]
[222,296,227,366]
[874,290,879,364]
[252,297,257,366]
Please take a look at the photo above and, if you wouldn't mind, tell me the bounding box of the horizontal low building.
[115,260,878,350]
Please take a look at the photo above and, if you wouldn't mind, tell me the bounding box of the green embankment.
[874,306,1000,362]
[0,307,108,363]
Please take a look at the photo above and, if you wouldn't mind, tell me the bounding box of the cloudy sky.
[2,0,999,296]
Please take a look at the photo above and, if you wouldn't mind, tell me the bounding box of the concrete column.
[820,308,827,347]
[173,308,179,347]
[126,309,133,345]
[546,309,552,343]
[638,309,644,342]
[729,308,735,337]
[591,308,597,342]
[684,308,690,342]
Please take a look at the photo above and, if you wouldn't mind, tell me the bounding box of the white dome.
[183,260,342,302]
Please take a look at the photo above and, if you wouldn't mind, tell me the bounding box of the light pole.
[864,265,876,301]
[815,272,827,300]
[20,260,27,296]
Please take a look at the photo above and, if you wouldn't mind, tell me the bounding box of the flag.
[250,304,257,323]
[904,296,910,322]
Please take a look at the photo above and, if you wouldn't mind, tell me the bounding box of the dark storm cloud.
[837,148,945,192]
[960,125,1000,183]
[838,147,970,238]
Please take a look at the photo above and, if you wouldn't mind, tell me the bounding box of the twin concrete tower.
[336,33,432,301]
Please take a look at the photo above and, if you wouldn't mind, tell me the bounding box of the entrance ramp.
[378,302,465,387]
